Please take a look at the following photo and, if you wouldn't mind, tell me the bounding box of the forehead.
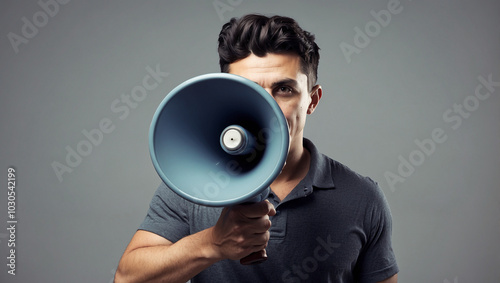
[228,53,307,88]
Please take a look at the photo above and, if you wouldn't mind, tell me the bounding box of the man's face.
[229,53,321,150]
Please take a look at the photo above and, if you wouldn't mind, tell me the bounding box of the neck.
[270,137,310,200]
[279,140,306,180]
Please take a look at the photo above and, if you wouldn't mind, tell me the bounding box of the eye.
[276,86,293,95]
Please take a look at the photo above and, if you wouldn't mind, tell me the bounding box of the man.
[115,14,398,283]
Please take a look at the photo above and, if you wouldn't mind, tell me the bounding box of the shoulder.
[304,138,379,193]
[330,156,388,204]
[311,142,387,207]
[150,183,220,216]
[150,182,190,210]
[323,157,394,239]
[305,137,389,212]
[328,157,379,190]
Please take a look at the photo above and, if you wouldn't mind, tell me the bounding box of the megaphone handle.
[240,249,267,265]
[239,187,271,265]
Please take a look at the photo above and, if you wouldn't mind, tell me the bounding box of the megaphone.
[149,73,289,264]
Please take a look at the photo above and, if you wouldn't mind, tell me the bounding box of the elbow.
[113,269,125,283]
[114,265,132,283]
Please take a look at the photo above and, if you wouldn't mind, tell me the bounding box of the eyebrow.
[272,78,298,89]
[253,78,299,89]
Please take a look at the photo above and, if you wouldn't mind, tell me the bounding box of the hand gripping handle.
[239,187,270,265]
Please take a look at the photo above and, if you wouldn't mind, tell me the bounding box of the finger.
[265,200,277,216]
[253,230,271,245]
[244,216,272,234]
[237,200,275,219]
[248,246,268,256]
[242,230,270,249]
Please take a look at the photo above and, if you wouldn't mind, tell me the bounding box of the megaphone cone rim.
[149,73,289,206]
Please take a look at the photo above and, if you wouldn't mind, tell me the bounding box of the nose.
[262,87,273,96]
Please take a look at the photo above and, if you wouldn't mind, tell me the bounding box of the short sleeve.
[357,182,399,282]
[138,183,190,243]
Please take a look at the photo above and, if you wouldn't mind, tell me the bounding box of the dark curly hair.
[218,14,320,90]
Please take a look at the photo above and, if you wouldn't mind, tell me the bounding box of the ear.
[307,85,322,114]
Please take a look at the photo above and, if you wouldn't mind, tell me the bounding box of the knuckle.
[264,231,270,241]
[263,201,273,212]
[261,224,270,232]
[263,219,272,230]
[232,224,243,235]
[235,235,246,245]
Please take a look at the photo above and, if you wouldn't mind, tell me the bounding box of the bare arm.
[114,229,219,283]
[114,201,275,283]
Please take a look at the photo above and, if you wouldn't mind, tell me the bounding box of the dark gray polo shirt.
[139,138,398,282]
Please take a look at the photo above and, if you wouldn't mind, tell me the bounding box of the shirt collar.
[302,138,336,190]
[272,138,336,204]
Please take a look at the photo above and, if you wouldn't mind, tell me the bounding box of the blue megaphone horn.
[149,73,289,264]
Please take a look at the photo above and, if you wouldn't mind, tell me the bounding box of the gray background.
[1,0,499,282]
